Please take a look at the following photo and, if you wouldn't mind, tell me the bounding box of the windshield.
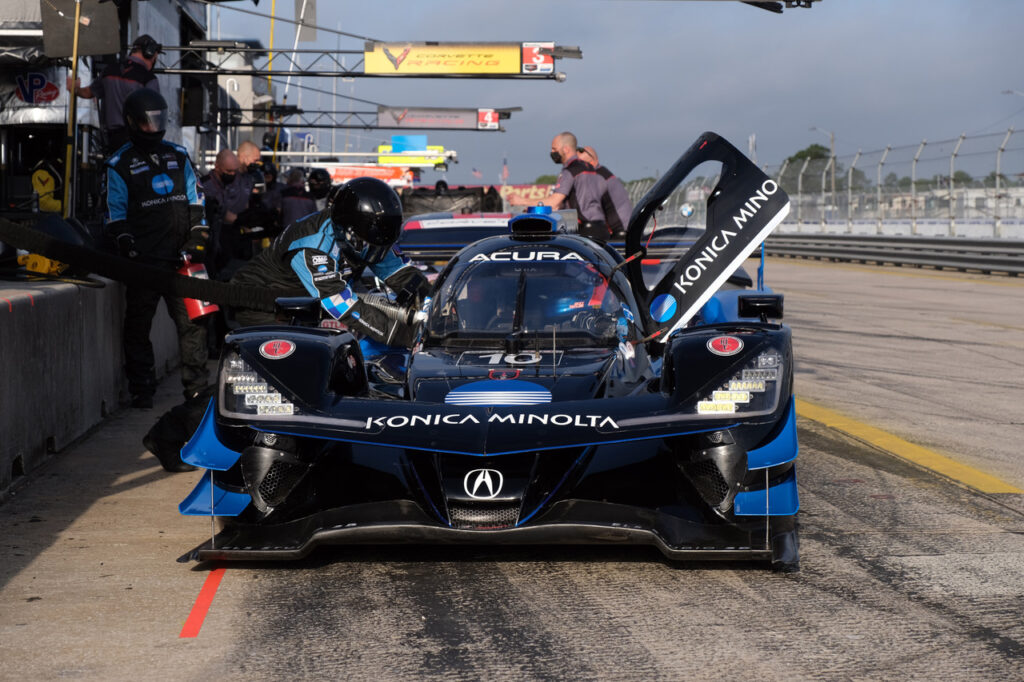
[426,246,626,345]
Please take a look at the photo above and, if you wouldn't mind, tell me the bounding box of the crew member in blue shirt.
[103,89,209,416]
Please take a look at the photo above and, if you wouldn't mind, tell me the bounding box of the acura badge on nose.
[464,469,503,499]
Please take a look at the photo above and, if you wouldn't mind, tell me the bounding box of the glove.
[115,233,137,259]
[182,225,208,260]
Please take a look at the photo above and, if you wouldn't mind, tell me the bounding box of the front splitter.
[181,499,786,564]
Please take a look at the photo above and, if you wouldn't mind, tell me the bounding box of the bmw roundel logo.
[707,335,743,356]
[150,173,174,196]
[649,294,677,323]
[259,339,296,359]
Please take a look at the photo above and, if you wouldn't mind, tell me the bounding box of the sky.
[210,0,1024,185]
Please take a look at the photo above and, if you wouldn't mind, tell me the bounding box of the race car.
[178,132,800,570]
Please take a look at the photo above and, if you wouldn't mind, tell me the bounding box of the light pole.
[810,126,836,219]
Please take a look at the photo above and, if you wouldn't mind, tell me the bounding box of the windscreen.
[426,246,625,345]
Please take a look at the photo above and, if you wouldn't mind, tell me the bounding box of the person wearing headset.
[103,88,209,416]
[68,34,162,154]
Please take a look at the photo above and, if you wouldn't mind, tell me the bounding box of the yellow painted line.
[795,398,1024,494]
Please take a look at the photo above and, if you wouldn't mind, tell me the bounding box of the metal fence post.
[796,157,810,228]
[910,139,927,235]
[949,133,965,236]
[876,145,891,234]
[820,156,833,231]
[847,150,861,233]
[776,159,789,184]
[995,127,1014,238]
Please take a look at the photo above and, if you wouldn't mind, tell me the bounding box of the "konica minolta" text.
[673,179,779,295]
[364,413,619,429]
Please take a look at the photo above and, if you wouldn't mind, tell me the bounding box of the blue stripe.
[516,445,594,526]
[370,248,408,281]
[290,250,320,298]
[106,167,128,223]
[184,155,201,205]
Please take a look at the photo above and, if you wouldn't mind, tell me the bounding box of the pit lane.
[1,260,1022,679]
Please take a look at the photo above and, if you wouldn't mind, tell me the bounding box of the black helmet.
[123,88,167,151]
[260,159,278,181]
[262,129,290,151]
[131,34,162,60]
[307,168,332,199]
[330,177,403,265]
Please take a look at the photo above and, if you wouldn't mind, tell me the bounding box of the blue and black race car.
[179,132,800,570]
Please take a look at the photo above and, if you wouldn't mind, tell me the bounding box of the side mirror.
[274,296,321,326]
[737,294,783,322]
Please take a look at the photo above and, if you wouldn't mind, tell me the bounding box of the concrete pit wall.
[0,278,178,494]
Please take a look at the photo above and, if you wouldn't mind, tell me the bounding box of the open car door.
[623,132,790,342]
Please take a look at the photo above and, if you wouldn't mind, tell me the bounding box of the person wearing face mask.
[201,148,255,275]
[307,167,333,211]
[506,131,610,242]
[102,88,209,420]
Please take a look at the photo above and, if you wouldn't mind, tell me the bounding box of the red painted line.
[179,566,226,638]
[2,298,10,312]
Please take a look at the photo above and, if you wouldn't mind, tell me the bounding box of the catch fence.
[624,129,1024,238]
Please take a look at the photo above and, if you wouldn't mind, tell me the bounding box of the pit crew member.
[229,177,430,346]
[103,88,208,411]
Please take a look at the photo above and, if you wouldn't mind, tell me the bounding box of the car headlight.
[220,352,298,416]
[696,350,783,416]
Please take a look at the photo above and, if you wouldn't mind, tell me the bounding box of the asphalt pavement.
[1,259,1022,680]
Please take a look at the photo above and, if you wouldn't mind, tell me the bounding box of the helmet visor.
[135,108,168,133]
[338,227,392,265]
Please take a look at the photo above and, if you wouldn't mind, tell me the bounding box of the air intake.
[509,207,559,238]
[448,503,520,530]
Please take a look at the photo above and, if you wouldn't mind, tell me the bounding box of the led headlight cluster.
[697,351,782,415]
[221,353,297,416]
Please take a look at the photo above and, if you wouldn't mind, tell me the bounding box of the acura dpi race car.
[179,132,800,570]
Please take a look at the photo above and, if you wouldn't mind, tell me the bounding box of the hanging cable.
[192,0,381,42]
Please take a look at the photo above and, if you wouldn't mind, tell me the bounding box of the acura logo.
[463,469,503,499]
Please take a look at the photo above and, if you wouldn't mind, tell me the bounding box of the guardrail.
[764,234,1024,276]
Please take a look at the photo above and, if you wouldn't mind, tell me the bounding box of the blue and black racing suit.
[104,139,209,400]
[230,208,430,346]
